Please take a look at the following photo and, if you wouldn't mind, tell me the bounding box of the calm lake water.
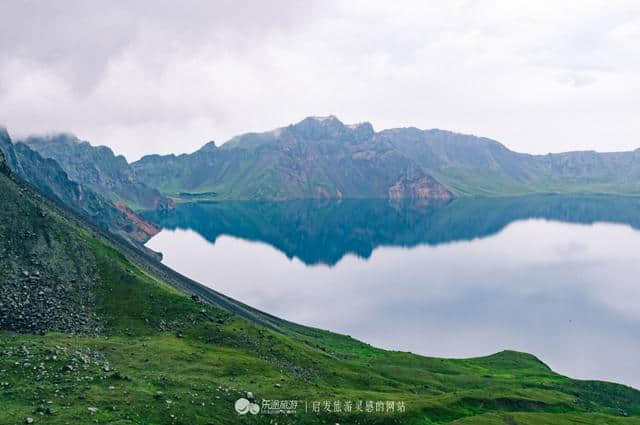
[145,196,640,389]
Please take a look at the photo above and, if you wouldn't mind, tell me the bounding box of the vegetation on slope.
[377,127,640,196]
[1,146,640,425]
[132,116,640,200]
[22,134,173,212]
[132,116,454,202]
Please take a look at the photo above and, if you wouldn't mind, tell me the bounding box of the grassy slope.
[427,167,640,198]
[152,162,640,202]
[1,232,639,424]
[1,167,640,424]
[157,160,640,200]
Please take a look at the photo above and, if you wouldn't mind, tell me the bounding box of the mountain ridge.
[132,116,456,201]
[0,129,160,247]
[131,116,640,201]
[21,133,174,212]
[11,116,640,203]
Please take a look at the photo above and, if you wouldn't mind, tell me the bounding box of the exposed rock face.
[0,131,159,246]
[286,115,374,143]
[0,144,10,176]
[133,116,455,201]
[0,128,22,175]
[388,175,453,200]
[113,200,160,241]
[136,117,640,199]
[22,134,173,212]
[376,128,640,196]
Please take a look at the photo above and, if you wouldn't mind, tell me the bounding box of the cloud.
[1,0,639,160]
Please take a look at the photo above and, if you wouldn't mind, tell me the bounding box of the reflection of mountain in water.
[143,195,640,266]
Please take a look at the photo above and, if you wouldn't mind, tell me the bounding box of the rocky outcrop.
[0,145,10,176]
[22,134,174,212]
[113,200,160,241]
[132,116,640,200]
[0,132,161,246]
[0,128,22,175]
[388,175,453,200]
[378,128,640,196]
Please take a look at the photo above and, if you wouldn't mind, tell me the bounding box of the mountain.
[132,116,454,201]
[0,129,158,246]
[2,133,640,424]
[22,133,173,211]
[378,128,640,196]
[144,195,640,265]
[132,116,640,201]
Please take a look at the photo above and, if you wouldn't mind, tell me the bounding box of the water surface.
[145,196,640,388]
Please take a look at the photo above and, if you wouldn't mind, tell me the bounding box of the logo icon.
[235,398,260,415]
[249,402,260,415]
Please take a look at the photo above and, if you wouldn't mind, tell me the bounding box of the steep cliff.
[23,133,173,211]
[0,129,159,245]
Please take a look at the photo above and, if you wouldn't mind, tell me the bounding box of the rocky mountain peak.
[23,132,81,147]
[311,115,339,122]
[291,115,374,142]
[294,115,344,133]
[0,128,23,176]
[23,133,121,159]
[347,121,375,140]
[197,140,218,153]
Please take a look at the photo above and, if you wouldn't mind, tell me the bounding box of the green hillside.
[131,116,640,201]
[1,133,639,424]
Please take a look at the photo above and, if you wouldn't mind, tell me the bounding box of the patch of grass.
[0,328,638,425]
[449,412,640,425]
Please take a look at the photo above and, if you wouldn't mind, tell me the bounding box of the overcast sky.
[1,0,639,161]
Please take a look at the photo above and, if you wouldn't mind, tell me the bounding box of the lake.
[144,196,640,389]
